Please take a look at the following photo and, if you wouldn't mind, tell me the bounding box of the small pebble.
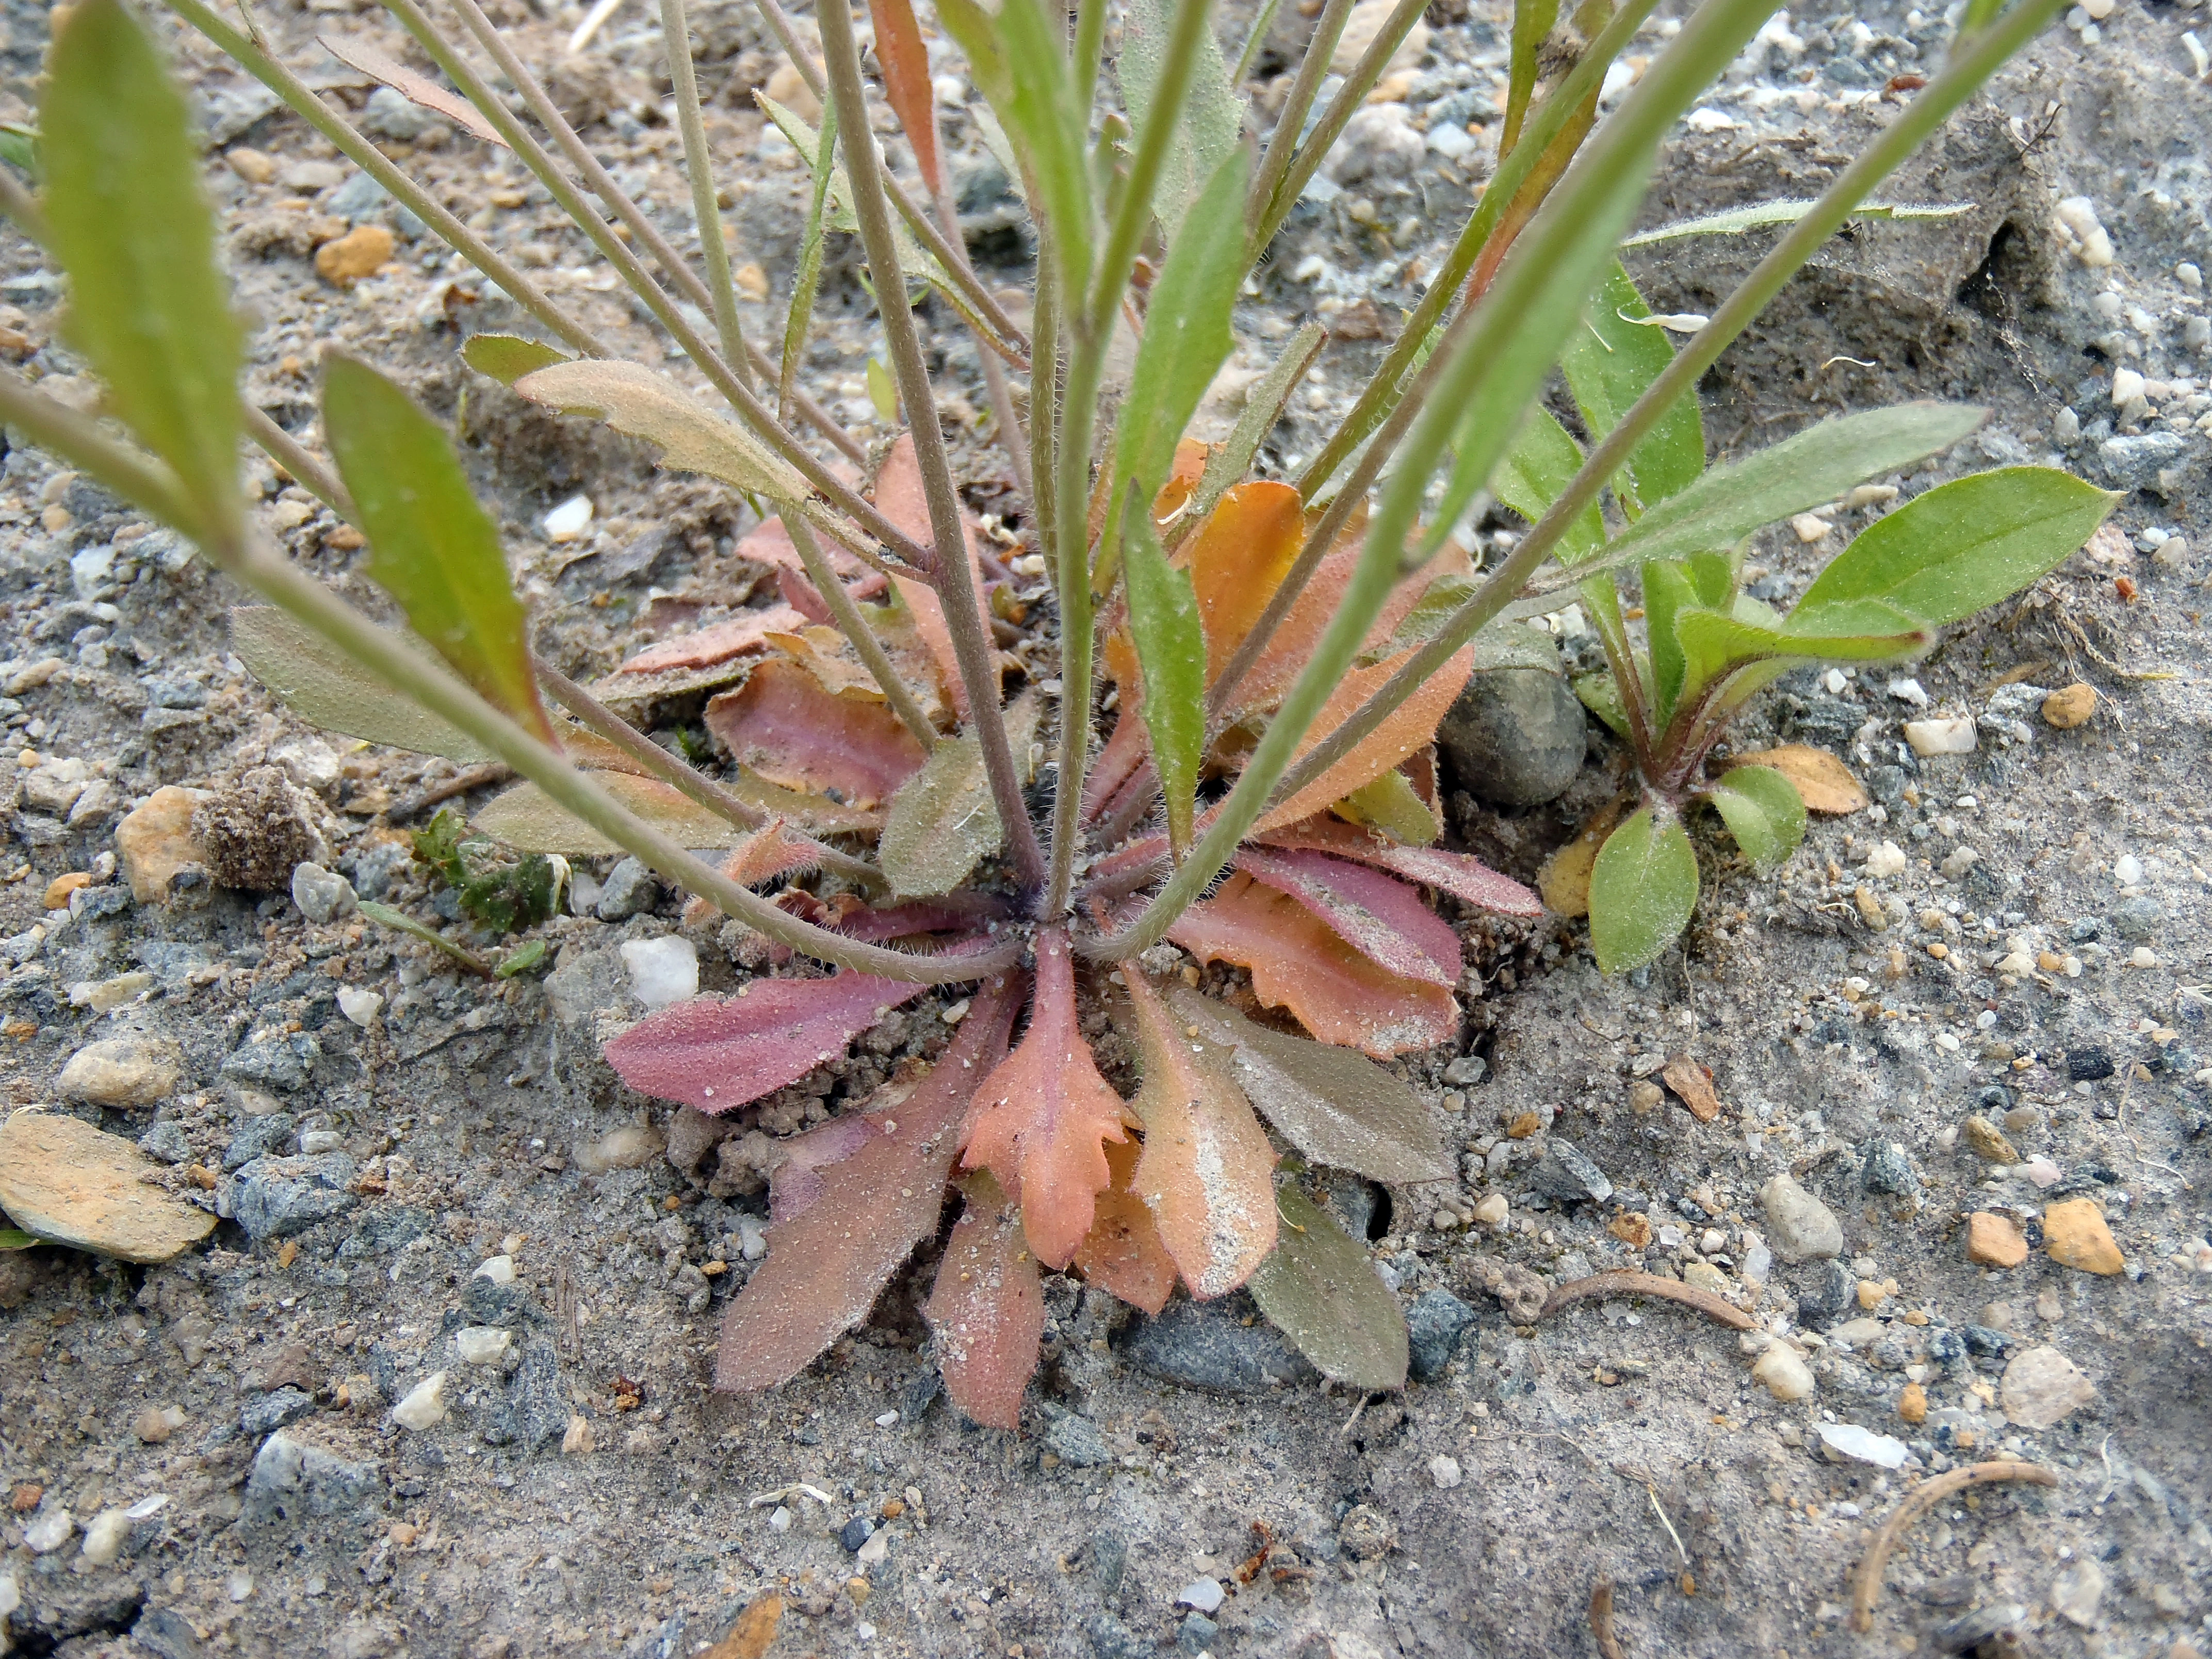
[1752,1344,1814,1401]
[475,1254,516,1284]
[454,1326,511,1365]
[1428,1455,1463,1490]
[575,1123,662,1173]
[289,861,356,924]
[1818,1422,1908,1468]
[620,936,698,1010]
[1863,841,1907,879]
[1966,1212,2029,1268]
[2041,1198,2123,1275]
[133,1405,183,1443]
[314,223,395,286]
[542,494,594,541]
[2054,196,2114,266]
[57,1035,184,1107]
[1759,1173,1842,1261]
[1898,1383,1927,1424]
[78,1507,131,1567]
[1961,1116,2019,1164]
[1791,513,1832,543]
[2128,946,2157,969]
[2000,1344,2096,1428]
[1904,718,1976,757]
[2050,1559,2106,1628]
[337,987,384,1028]
[1176,1578,1226,1614]
[1472,1194,1509,1229]
[24,1507,73,1553]
[562,1416,594,1455]
[391,1371,448,1430]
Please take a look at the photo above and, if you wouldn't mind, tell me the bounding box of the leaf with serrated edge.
[607,970,929,1114]
[1234,847,1460,985]
[44,0,240,531]
[1126,973,1277,1298]
[880,692,1039,897]
[959,927,1128,1270]
[1704,764,1806,870]
[926,1169,1045,1429]
[1257,644,1476,832]
[461,333,570,386]
[230,606,495,762]
[1588,805,1699,974]
[1727,744,1866,814]
[1124,509,1206,857]
[1167,873,1457,1059]
[1248,1185,1408,1391]
[1072,1136,1180,1315]
[703,660,925,810]
[512,360,809,506]
[714,974,1019,1391]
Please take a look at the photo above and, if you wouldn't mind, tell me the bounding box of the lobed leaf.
[926,1169,1046,1429]
[715,974,1019,1391]
[461,333,570,386]
[703,659,925,810]
[512,359,809,506]
[1560,261,1706,513]
[1126,973,1278,1298]
[1256,644,1476,831]
[1727,744,1867,814]
[1166,873,1457,1059]
[1702,764,1806,871]
[1234,847,1460,986]
[866,0,940,193]
[321,354,556,743]
[1256,816,1543,917]
[960,928,1129,1270]
[1072,1135,1181,1315]
[1247,1185,1408,1391]
[1587,805,1698,973]
[879,692,1039,897]
[230,606,494,762]
[1123,509,1207,858]
[606,970,930,1115]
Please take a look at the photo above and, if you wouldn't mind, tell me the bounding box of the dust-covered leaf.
[703,659,925,810]
[1256,644,1476,831]
[879,692,1039,897]
[1702,763,1806,871]
[1166,873,1457,1059]
[926,1169,1045,1429]
[1234,847,1460,985]
[960,928,1128,1269]
[461,333,570,386]
[1560,261,1705,512]
[1587,805,1698,973]
[714,974,1018,1390]
[1256,816,1542,917]
[317,34,509,148]
[1621,197,1973,248]
[1247,1185,1408,1390]
[473,772,753,854]
[512,360,809,506]
[1072,1136,1181,1315]
[1494,404,1605,560]
[607,970,930,1114]
[1124,510,1207,857]
[230,606,495,762]
[867,0,940,192]
[43,0,240,531]
[1126,973,1277,1298]
[1727,744,1867,814]
[1118,0,1243,235]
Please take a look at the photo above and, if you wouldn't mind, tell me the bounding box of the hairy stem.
[1071,0,1108,125]
[1246,0,1357,244]
[656,0,752,385]
[242,404,357,522]
[818,0,1047,892]
[1253,0,1428,251]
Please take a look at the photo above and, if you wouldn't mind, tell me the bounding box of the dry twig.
[1588,1580,1625,1659]
[1541,1270,1756,1331]
[1851,1460,2058,1633]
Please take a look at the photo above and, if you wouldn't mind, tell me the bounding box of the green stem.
[1071,0,1109,133]
[1252,0,1427,251]
[656,0,752,385]
[1232,0,1287,84]
[1245,0,1357,244]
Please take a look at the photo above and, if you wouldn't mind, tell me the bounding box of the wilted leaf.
[318,35,509,148]
[1247,1185,1408,1391]
[512,360,809,506]
[733,517,887,601]
[703,659,925,810]
[1125,972,1277,1298]
[1071,1136,1180,1315]
[1727,744,1866,814]
[926,1169,1045,1429]
[1256,644,1476,832]
[1234,847,1460,986]
[230,606,494,762]
[617,604,814,677]
[607,970,929,1114]
[43,0,240,532]
[867,0,940,191]
[1560,261,1706,513]
[1124,510,1206,856]
[1659,1053,1721,1124]
[1621,197,1973,247]
[960,928,1129,1269]
[1166,873,1457,1059]
[461,333,570,386]
[1257,816,1542,917]
[1587,805,1698,974]
[714,975,1019,1390]
[1161,981,1449,1183]
[1793,467,2118,628]
[1703,763,1807,871]
[1537,802,1622,919]
[879,692,1039,897]
[473,771,767,854]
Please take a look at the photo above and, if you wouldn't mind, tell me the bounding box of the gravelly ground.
[0,0,2209,1654]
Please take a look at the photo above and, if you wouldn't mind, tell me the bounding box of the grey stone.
[503,1339,570,1451]
[290,862,356,925]
[197,84,281,145]
[1178,1612,1219,1652]
[545,945,628,1029]
[220,1030,321,1092]
[1122,1295,1319,1392]
[232,1152,357,1241]
[239,1387,315,1437]
[1437,668,1587,807]
[2108,894,2163,941]
[838,1516,875,1551]
[1932,1604,2026,1655]
[239,1429,380,1536]
[1442,1054,1487,1086]
[1092,1528,1128,1595]
[1759,1173,1843,1261]
[327,170,390,222]
[1043,1410,1113,1468]
[2097,431,2186,491]
[138,1120,191,1165]
[1794,1258,1856,1327]
[462,1271,532,1326]
[595,856,660,921]
[1405,1289,1477,1382]
[1525,1138,1613,1206]
[337,1206,428,1259]
[622,1614,688,1659]
[221,1112,296,1170]
[361,86,431,140]
[1860,1140,1918,1195]
[1086,1614,1147,1659]
[132,1607,203,1659]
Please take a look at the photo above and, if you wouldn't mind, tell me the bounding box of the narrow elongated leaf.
[1641,558,1700,718]
[1119,0,1243,235]
[1674,600,1930,701]
[1587,805,1698,973]
[715,974,1018,1391]
[1255,817,1543,917]
[1621,197,1973,248]
[471,770,802,854]
[1072,1137,1181,1314]
[867,0,940,192]
[1234,848,1460,985]
[1247,1185,1408,1391]
[321,355,555,742]
[606,971,929,1113]
[512,360,809,505]
[230,606,494,762]
[961,928,1130,1270]
[1794,467,2117,627]
[1494,405,1604,560]
[1186,324,1326,532]
[1256,643,1475,831]
[1703,764,1805,871]
[1562,261,1706,514]
[781,106,838,418]
[43,0,240,530]
[1166,873,1457,1058]
[879,692,1039,896]
[1126,973,1277,1298]
[317,35,509,148]
[990,0,1092,271]
[462,334,570,386]
[703,660,926,810]
[1124,511,1206,857]
[1162,982,1449,1182]
[1115,148,1252,509]
[928,1169,1046,1428]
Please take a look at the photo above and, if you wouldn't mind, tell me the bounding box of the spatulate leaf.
[1247,1185,1408,1391]
[462,334,571,386]
[1072,1137,1181,1315]
[926,1169,1045,1428]
[1702,764,1806,871]
[1587,805,1698,973]
[703,659,926,810]
[1234,847,1461,985]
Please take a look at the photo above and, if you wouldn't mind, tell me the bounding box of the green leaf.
[1186,322,1325,534]
[461,334,571,386]
[1560,261,1705,514]
[1504,0,1562,149]
[1703,764,1805,871]
[320,355,554,742]
[1248,1185,1409,1391]
[1793,466,2118,627]
[780,104,838,416]
[1493,404,1605,561]
[510,359,810,506]
[1123,511,1206,858]
[472,771,766,855]
[1621,197,1974,248]
[1587,805,1698,973]
[43,0,240,532]
[230,605,496,762]
[0,123,37,178]
[1641,559,1700,718]
[1572,670,1629,737]
[0,1227,39,1250]
[356,898,492,974]
[1684,549,1736,608]
[494,936,550,978]
[879,692,1042,896]
[866,356,899,423]
[1333,770,1439,846]
[991,0,1093,280]
[1118,0,1242,235]
[1114,146,1251,508]
[1674,598,1930,701]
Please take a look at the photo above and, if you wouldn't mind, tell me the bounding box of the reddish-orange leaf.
[1071,1136,1179,1315]
[617,603,812,676]
[1255,643,1476,831]
[703,659,925,809]
[1184,482,1304,672]
[867,0,940,193]
[926,1168,1045,1428]
[1234,845,1461,985]
[959,926,1128,1269]
[701,1592,783,1659]
[732,514,887,600]
[1081,702,1154,821]
[1166,872,1457,1058]
[1126,973,1278,1298]
[876,434,997,718]
[713,974,1020,1392]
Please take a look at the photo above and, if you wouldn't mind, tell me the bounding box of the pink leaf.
[1256,816,1543,917]
[1233,847,1461,986]
[1071,1137,1180,1315]
[734,515,888,600]
[605,972,929,1114]
[616,603,813,676]
[876,434,997,718]
[926,1169,1045,1429]
[704,659,926,809]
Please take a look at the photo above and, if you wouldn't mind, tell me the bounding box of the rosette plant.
[6,0,2093,1415]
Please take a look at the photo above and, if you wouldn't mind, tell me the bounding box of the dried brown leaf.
[1728,744,1867,814]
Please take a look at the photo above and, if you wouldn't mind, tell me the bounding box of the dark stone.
[337,1207,429,1259]
[2067,918,2101,944]
[2109,895,2164,940]
[2067,1047,2115,1082]
[73,885,132,922]
[1932,1603,2027,1655]
[1975,1084,2013,1112]
[1794,1258,1856,1328]
[139,677,207,710]
[622,1613,688,1659]
[220,1030,321,1092]
[1926,1327,1965,1366]
[557,526,687,600]
[838,1516,875,1552]
[239,1387,316,1437]
[222,1112,297,1170]
[1860,1140,1918,1195]
[239,1429,381,1537]
[1962,1325,2015,1357]
[1782,695,1862,745]
[1121,1295,1319,1393]
[1437,668,1587,807]
[462,1273,533,1326]
[1325,1172,1384,1240]
[900,1367,942,1423]
[1862,764,1909,808]
[1179,1613,1220,1652]
[1092,1529,1129,1596]
[132,1607,203,1659]
[232,1152,357,1241]
[1404,1289,1477,1382]
[505,1339,570,1451]
[139,1121,191,1165]
[1043,1409,1114,1468]
[1086,1614,1147,1659]
[1524,1138,1613,1206]
[2097,430,2186,491]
